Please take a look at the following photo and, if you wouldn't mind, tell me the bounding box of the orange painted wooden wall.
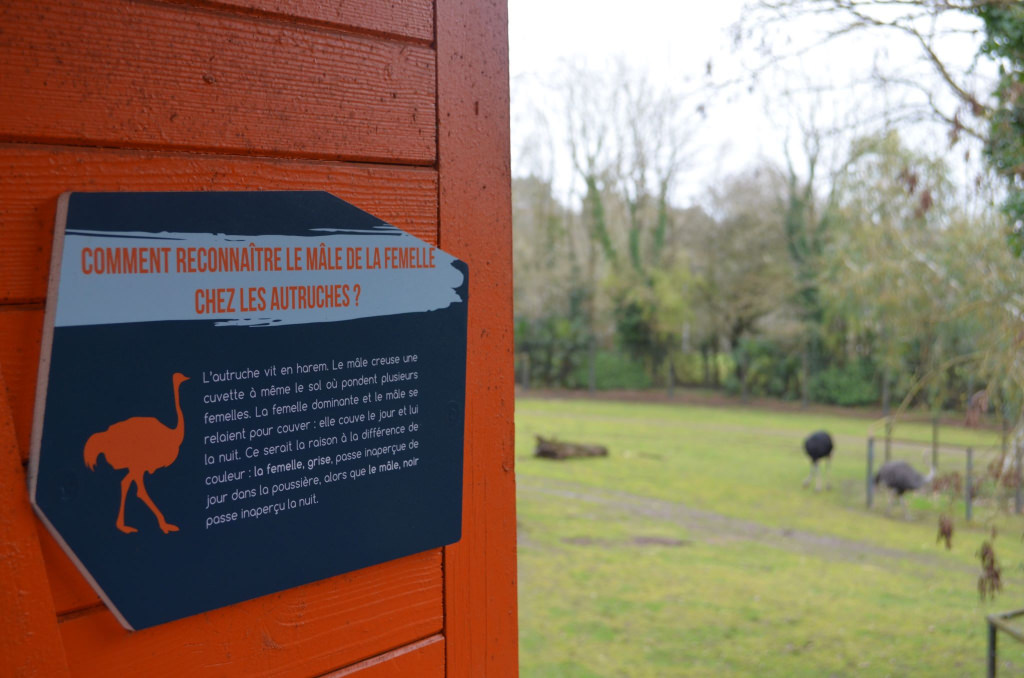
[0,1,517,675]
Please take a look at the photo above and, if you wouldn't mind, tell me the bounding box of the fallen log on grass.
[534,435,608,460]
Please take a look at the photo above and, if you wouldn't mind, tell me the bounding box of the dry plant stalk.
[977,530,1002,601]
[937,515,954,550]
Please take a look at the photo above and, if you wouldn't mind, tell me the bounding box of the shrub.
[570,351,651,390]
[515,314,590,388]
[725,338,802,400]
[810,360,879,406]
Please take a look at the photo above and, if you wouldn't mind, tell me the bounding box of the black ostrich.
[802,431,834,491]
[874,460,934,518]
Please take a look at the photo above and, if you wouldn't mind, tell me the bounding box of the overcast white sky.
[509,1,746,85]
[507,1,992,207]
[509,0,751,202]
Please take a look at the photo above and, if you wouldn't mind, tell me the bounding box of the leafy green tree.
[512,176,592,388]
[689,167,796,400]
[553,61,702,387]
[823,131,1009,415]
[775,116,843,407]
[607,260,692,386]
[975,2,1024,254]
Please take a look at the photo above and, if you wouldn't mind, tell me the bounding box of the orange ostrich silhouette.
[84,372,189,534]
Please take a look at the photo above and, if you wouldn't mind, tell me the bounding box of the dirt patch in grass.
[631,536,692,547]
[560,535,692,548]
[560,536,604,546]
[525,476,976,574]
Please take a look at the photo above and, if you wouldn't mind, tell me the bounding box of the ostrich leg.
[822,456,832,491]
[132,472,179,533]
[116,475,138,533]
[803,461,817,489]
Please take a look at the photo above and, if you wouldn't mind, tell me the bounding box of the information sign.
[28,191,467,630]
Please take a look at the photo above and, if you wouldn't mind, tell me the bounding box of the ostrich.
[802,430,834,491]
[84,372,189,534]
[874,459,935,518]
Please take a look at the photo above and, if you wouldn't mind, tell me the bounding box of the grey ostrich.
[874,460,935,518]
[802,431,834,491]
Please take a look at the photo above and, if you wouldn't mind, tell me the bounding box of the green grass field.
[516,395,1024,677]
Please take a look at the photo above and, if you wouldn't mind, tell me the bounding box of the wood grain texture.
[324,634,444,677]
[0,368,72,678]
[189,0,434,43]
[58,550,443,678]
[0,307,43,460]
[0,0,435,163]
[1,0,519,675]
[436,0,519,676]
[37,524,103,615]
[0,140,440,609]
[0,145,439,304]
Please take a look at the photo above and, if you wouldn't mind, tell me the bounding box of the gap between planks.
[156,0,436,47]
[317,634,444,677]
[0,135,438,169]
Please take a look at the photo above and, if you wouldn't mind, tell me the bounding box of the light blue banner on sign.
[57,228,465,328]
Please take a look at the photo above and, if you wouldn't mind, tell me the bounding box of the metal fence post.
[1003,412,1009,459]
[885,417,893,463]
[967,447,974,522]
[988,617,998,678]
[867,437,875,509]
[1016,443,1022,516]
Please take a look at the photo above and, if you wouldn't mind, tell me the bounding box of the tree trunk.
[667,360,676,398]
[881,367,891,416]
[587,340,596,394]
[739,351,750,403]
[801,344,810,410]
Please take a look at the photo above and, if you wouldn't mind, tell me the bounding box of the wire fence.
[865,425,1023,520]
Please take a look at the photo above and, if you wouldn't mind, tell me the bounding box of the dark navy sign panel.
[28,192,467,630]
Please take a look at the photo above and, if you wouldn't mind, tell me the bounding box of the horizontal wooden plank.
[192,0,434,43]
[0,307,42,461]
[0,368,72,678]
[36,524,101,615]
[0,143,441,619]
[0,0,435,163]
[0,145,439,303]
[59,549,443,678]
[326,634,444,677]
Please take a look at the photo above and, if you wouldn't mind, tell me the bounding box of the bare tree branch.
[737,0,997,136]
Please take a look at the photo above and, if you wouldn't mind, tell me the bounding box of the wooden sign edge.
[25,192,138,630]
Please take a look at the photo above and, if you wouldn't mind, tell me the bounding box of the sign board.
[27,192,467,630]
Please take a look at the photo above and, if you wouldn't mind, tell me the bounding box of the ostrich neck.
[173,381,185,442]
